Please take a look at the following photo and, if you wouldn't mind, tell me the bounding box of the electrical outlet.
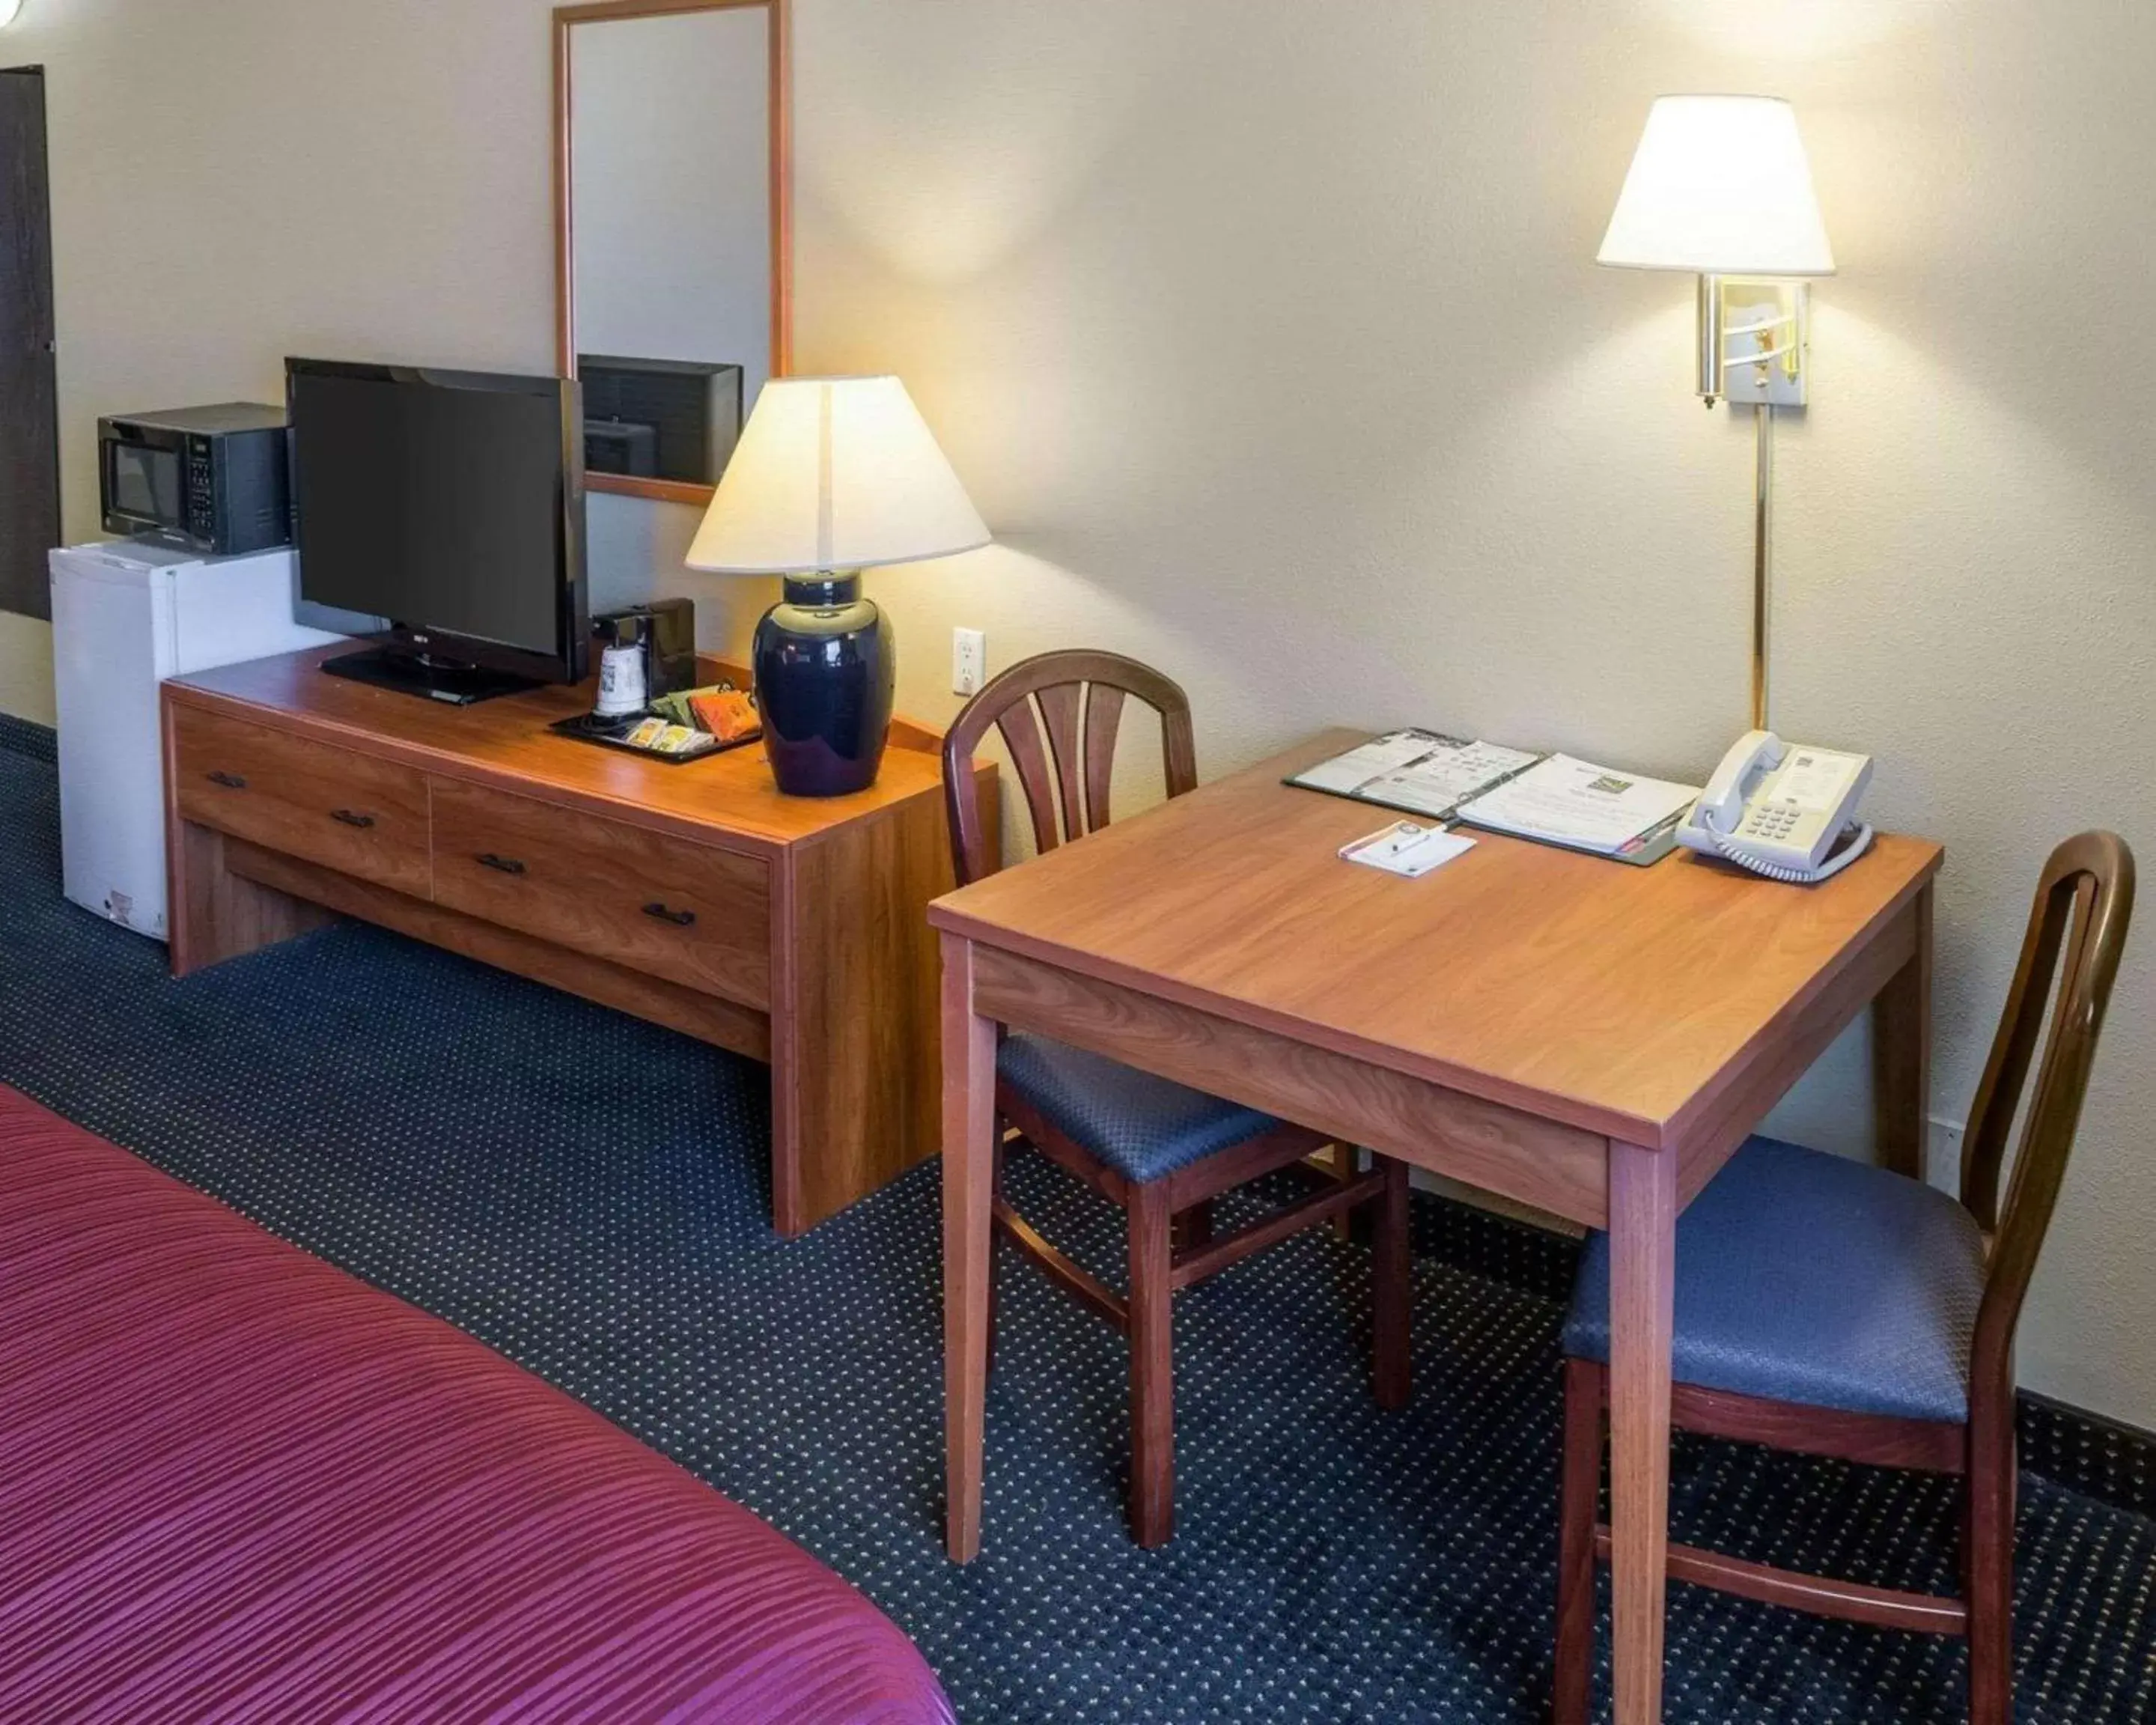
[953,627,986,697]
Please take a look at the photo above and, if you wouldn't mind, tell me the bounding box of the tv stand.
[161,643,998,1235]
[321,645,543,706]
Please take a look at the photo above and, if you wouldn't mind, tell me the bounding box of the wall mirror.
[554,0,791,508]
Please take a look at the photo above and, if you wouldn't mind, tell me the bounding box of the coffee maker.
[590,599,698,720]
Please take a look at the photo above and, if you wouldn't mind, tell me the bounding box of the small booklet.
[1287,730,1542,821]
[1456,753,1701,861]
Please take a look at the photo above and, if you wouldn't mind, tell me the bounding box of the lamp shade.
[686,375,990,576]
[1598,95,1835,277]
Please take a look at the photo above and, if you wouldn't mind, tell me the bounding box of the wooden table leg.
[1873,880,1934,1181]
[1608,1138,1676,1725]
[166,818,331,976]
[1126,1182,1177,1548]
[943,932,999,1563]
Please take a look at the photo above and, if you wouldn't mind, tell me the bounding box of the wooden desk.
[162,644,993,1236]
[929,730,1941,1725]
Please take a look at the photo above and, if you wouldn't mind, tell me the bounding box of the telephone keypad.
[1743,803,1806,845]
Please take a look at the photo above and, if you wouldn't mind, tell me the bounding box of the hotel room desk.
[929,728,1942,1725]
[162,645,993,1238]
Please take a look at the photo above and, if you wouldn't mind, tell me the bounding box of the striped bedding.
[0,1086,955,1724]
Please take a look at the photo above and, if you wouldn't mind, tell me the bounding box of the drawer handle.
[642,902,697,928]
[476,853,527,876]
[206,770,248,791]
[330,809,376,830]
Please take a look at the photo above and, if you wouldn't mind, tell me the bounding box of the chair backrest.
[1964,830,2135,1396]
[941,650,1197,888]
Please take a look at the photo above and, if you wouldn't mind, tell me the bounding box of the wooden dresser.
[161,645,993,1235]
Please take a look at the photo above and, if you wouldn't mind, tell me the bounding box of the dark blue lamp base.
[752,574,895,797]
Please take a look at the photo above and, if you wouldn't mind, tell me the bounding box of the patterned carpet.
[1,716,2152,1724]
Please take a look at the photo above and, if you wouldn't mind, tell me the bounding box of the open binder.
[1288,731,1701,866]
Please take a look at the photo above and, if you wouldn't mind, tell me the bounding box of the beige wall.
[4,0,2153,1427]
[0,613,53,725]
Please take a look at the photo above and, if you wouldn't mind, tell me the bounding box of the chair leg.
[985,1138,1005,1383]
[1965,1401,2017,1725]
[1371,1153,1411,1410]
[1127,1183,1177,1548]
[1331,1141,1359,1239]
[1174,1201,1215,1253]
[1553,1357,1604,1725]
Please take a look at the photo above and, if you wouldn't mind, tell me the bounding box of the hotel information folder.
[1285,731,1540,821]
[1458,754,1701,865]
[1288,732,1702,865]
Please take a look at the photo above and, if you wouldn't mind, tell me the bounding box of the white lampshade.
[686,375,990,576]
[1598,96,1835,278]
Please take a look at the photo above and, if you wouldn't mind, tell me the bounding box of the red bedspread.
[0,1086,956,1724]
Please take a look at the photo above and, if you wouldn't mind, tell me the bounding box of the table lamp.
[1598,94,1836,730]
[687,375,990,797]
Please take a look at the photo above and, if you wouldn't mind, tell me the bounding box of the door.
[0,67,58,621]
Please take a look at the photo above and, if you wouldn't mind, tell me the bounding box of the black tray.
[548,711,761,766]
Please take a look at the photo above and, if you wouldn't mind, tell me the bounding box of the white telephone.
[1676,731,1875,883]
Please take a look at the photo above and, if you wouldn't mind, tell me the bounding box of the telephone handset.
[1676,731,1875,883]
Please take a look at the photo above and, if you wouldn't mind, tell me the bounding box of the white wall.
[2,0,2152,1427]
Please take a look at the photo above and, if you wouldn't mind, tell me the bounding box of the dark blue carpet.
[1,717,2151,1724]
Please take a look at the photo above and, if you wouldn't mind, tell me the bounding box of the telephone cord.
[1705,816,1875,885]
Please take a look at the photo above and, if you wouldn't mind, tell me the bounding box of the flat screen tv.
[287,358,588,703]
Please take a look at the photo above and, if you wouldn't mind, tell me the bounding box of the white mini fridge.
[51,541,350,941]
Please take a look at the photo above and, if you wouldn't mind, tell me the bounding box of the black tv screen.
[287,359,586,683]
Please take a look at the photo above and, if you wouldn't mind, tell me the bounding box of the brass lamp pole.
[1752,381,1775,732]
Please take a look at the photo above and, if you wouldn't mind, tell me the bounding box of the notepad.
[1339,821,1477,877]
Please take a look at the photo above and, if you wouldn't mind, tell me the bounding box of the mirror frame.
[552,0,792,507]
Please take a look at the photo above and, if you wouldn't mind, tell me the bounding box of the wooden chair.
[942,649,1413,1548]
[1553,831,2135,1725]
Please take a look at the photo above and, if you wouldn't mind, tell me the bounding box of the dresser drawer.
[172,707,431,898]
[430,779,771,1009]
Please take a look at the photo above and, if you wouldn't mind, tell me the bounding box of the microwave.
[99,403,290,556]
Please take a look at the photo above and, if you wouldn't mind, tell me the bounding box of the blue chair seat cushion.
[996,1034,1284,1186]
[1562,1135,1987,1423]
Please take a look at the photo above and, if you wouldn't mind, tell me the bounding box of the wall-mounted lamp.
[1598,94,1835,728]
[0,1,23,26]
